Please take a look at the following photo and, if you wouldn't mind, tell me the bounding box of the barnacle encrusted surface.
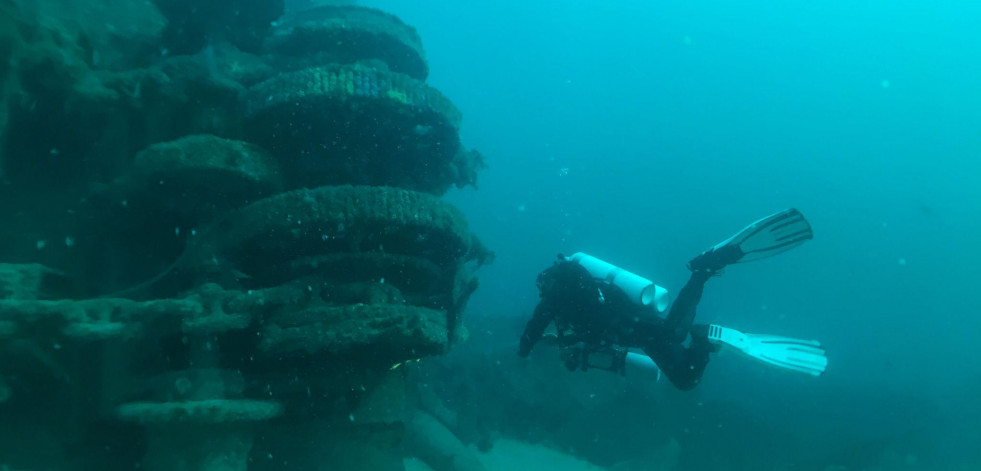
[245,64,461,127]
[0,277,456,361]
[116,134,283,222]
[132,135,281,192]
[200,185,473,283]
[0,264,74,300]
[259,252,445,294]
[243,65,465,193]
[116,399,283,424]
[0,297,201,341]
[0,3,490,470]
[267,5,429,80]
[258,303,448,360]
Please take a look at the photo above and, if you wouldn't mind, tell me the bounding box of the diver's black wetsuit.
[518,257,717,390]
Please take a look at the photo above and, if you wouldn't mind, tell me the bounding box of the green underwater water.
[1,0,979,470]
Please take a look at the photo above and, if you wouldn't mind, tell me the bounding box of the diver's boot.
[687,245,741,273]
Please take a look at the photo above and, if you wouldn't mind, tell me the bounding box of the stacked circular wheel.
[0,5,489,471]
[267,5,430,80]
[243,63,471,192]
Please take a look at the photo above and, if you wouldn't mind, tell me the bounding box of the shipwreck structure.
[0,1,488,469]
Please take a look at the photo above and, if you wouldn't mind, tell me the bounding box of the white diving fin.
[707,324,827,376]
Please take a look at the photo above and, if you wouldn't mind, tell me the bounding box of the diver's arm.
[518,301,555,357]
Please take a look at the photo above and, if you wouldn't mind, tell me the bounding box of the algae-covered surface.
[0,0,488,468]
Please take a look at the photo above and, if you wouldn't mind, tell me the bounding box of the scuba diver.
[517,208,828,390]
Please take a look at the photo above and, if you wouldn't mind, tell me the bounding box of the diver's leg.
[664,269,714,343]
[643,325,715,390]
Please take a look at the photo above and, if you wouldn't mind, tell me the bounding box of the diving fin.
[707,324,827,376]
[689,208,813,272]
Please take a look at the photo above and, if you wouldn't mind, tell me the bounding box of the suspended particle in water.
[682,36,692,45]
[881,79,891,88]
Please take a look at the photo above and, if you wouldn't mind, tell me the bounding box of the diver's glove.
[518,335,533,358]
[559,342,589,372]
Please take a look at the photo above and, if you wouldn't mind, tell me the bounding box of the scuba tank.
[566,252,670,312]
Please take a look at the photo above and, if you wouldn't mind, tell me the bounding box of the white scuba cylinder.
[566,252,670,312]
[625,352,661,381]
